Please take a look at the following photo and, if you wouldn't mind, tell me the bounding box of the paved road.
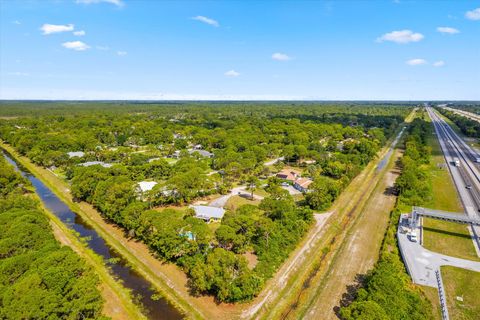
[398,214,480,287]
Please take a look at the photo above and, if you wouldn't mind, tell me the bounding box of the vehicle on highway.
[408,232,418,242]
[475,157,480,163]
[453,157,460,167]
[466,184,472,189]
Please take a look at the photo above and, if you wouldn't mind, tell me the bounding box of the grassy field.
[423,219,480,261]
[224,195,261,211]
[442,266,480,320]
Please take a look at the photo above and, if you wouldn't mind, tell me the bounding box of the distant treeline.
[0,100,414,117]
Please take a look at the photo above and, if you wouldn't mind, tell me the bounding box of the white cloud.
[117,51,127,56]
[437,27,459,34]
[406,58,427,66]
[96,45,110,51]
[13,20,21,25]
[7,72,29,76]
[76,0,124,7]
[272,52,292,61]
[433,61,445,67]
[192,16,219,27]
[62,41,90,51]
[224,70,240,77]
[41,23,74,35]
[465,8,480,20]
[377,30,424,44]
[73,30,86,36]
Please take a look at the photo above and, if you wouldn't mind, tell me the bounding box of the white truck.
[453,157,460,167]
[408,231,418,243]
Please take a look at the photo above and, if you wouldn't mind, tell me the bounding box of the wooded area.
[0,102,411,302]
[0,156,106,319]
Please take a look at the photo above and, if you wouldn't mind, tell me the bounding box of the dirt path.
[303,149,402,319]
[242,212,333,319]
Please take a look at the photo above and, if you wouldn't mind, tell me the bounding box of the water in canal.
[2,151,183,320]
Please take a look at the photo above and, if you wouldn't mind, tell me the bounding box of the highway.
[441,106,480,123]
[427,107,480,253]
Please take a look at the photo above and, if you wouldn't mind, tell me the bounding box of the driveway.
[209,186,264,208]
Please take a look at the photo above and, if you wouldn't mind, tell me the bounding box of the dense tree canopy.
[0,101,412,302]
[0,156,105,319]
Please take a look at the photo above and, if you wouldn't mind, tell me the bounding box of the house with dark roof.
[276,169,300,182]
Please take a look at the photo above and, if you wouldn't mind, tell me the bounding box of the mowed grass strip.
[423,219,479,261]
[442,266,480,320]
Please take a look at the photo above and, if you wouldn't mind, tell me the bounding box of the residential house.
[79,161,112,168]
[137,181,158,193]
[191,205,225,222]
[67,151,85,158]
[294,178,313,193]
[188,149,214,158]
[276,169,300,182]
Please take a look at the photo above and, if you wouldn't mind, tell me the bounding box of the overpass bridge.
[409,206,480,229]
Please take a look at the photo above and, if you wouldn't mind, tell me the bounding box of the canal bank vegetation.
[0,156,110,319]
[339,115,435,320]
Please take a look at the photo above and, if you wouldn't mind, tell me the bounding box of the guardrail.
[435,269,450,320]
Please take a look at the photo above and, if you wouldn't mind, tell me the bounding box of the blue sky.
[1,0,479,100]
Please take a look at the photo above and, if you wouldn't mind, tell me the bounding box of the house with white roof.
[79,161,112,168]
[67,151,85,158]
[191,205,225,222]
[137,181,158,193]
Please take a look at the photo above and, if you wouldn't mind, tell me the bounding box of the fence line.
[435,269,450,320]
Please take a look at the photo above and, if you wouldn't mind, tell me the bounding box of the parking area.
[398,214,480,288]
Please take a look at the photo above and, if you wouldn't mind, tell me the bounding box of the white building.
[67,151,85,158]
[137,181,158,193]
[191,205,225,222]
[79,161,112,168]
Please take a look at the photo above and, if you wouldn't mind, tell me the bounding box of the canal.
[2,150,183,320]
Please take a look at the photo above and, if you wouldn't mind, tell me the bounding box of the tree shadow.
[423,226,474,240]
[333,273,367,318]
[384,185,398,196]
